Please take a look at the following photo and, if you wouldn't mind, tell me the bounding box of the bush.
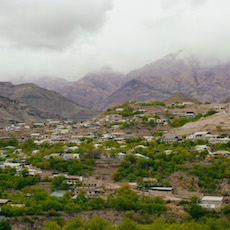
[42,221,61,230]
[63,217,84,230]
[85,217,113,230]
[187,203,204,219]
[178,200,189,205]
[223,205,230,215]
[0,219,11,230]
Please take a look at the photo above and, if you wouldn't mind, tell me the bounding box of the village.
[0,94,229,224]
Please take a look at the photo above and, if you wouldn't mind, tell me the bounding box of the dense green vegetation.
[0,167,40,191]
[0,135,230,229]
[105,101,145,117]
[40,214,230,230]
[140,101,166,106]
[2,184,230,230]
[0,137,18,149]
[113,140,230,193]
[0,184,166,218]
[26,156,95,176]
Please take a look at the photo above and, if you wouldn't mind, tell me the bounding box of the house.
[49,121,60,125]
[63,153,80,160]
[184,111,195,118]
[134,145,147,149]
[187,131,211,140]
[30,133,40,138]
[209,150,230,157]
[0,199,10,206]
[65,175,83,186]
[199,196,224,209]
[44,153,62,159]
[150,187,173,192]
[164,150,173,155]
[74,180,102,197]
[75,187,101,198]
[68,146,79,151]
[0,162,23,171]
[164,136,181,143]
[4,146,16,151]
[0,154,9,158]
[85,181,101,188]
[51,192,65,198]
[25,167,42,176]
[117,152,127,158]
[32,150,39,155]
[143,136,154,141]
[115,108,124,112]
[134,153,149,159]
[209,137,230,144]
[214,106,225,110]
[33,122,45,127]
[111,132,125,138]
[182,102,194,105]
[194,145,211,151]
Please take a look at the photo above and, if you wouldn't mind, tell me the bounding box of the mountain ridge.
[12,51,230,109]
[0,82,99,120]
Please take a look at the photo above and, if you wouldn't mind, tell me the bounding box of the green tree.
[42,221,61,230]
[223,205,230,215]
[118,218,139,230]
[85,217,114,230]
[63,217,84,230]
[187,203,204,219]
[0,219,11,230]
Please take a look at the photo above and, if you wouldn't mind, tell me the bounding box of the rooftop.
[202,196,223,202]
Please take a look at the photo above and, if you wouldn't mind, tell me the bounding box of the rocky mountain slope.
[13,51,230,110]
[0,96,46,127]
[104,52,230,109]
[24,68,124,109]
[0,82,98,120]
[58,67,124,108]
[98,79,172,110]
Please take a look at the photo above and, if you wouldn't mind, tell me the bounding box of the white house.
[200,196,224,209]
[194,145,211,151]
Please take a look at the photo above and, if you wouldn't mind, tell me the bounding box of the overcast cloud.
[0,0,230,81]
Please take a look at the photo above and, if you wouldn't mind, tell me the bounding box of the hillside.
[0,82,99,120]
[0,96,45,127]
[166,112,230,136]
[222,96,230,103]
[164,92,199,104]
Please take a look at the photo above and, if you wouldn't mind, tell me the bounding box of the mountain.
[0,82,98,120]
[222,95,230,103]
[164,92,199,104]
[17,68,124,109]
[12,51,230,110]
[12,77,70,92]
[58,67,124,108]
[0,95,46,127]
[99,52,230,108]
[98,79,172,109]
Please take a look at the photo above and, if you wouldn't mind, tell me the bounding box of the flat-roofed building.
[200,196,224,209]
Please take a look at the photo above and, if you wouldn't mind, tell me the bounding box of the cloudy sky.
[0,0,229,81]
